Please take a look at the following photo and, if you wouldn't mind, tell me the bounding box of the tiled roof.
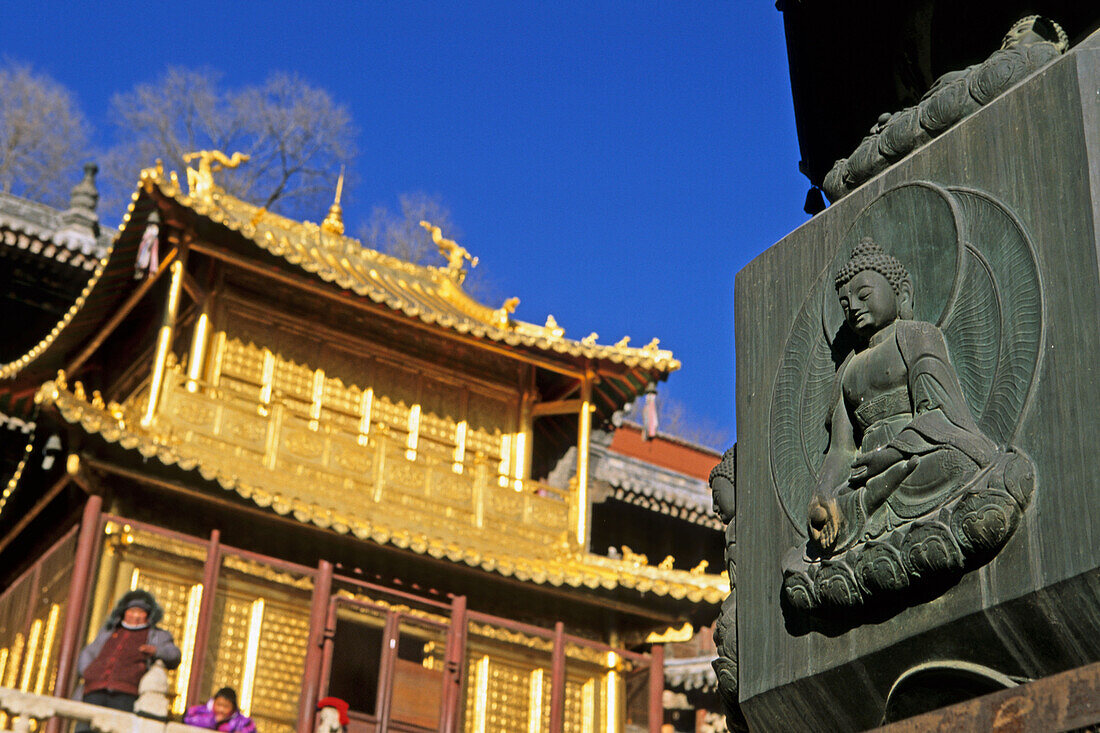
[592,442,722,529]
[138,167,680,374]
[37,378,728,604]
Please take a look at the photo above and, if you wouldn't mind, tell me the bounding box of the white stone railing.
[0,662,208,733]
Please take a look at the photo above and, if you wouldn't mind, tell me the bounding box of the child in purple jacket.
[183,687,257,732]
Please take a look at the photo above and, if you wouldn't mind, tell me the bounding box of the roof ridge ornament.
[321,166,345,235]
[183,150,250,204]
[543,315,565,339]
[419,220,478,284]
[55,163,101,254]
[492,296,520,328]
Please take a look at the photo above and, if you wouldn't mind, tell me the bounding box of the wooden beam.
[0,473,72,556]
[439,595,468,733]
[532,398,584,417]
[548,381,581,402]
[181,270,206,307]
[64,248,179,376]
[188,241,588,379]
[601,374,635,405]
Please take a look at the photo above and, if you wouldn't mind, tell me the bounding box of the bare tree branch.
[0,61,90,206]
[104,68,356,220]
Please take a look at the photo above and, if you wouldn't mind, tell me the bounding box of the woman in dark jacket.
[75,589,181,714]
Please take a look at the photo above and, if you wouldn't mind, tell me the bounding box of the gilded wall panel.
[468,394,514,436]
[386,456,427,495]
[488,491,524,523]
[0,573,33,690]
[421,379,461,427]
[321,377,361,416]
[144,325,577,560]
[485,658,530,732]
[32,534,77,697]
[330,443,373,475]
[173,393,217,428]
[127,567,200,713]
[219,409,268,449]
[203,594,252,700]
[564,676,596,733]
[220,340,265,386]
[281,427,325,462]
[247,600,310,733]
[273,359,314,404]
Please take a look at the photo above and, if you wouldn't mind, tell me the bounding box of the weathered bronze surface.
[823,16,1068,203]
[732,32,1100,729]
[708,447,740,724]
[779,224,1038,615]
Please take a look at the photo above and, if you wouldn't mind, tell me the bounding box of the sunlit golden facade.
[0,155,725,731]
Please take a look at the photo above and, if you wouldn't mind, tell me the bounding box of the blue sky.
[5,1,808,445]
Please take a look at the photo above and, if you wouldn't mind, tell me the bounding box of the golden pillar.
[142,252,188,427]
[574,371,594,547]
[185,311,211,392]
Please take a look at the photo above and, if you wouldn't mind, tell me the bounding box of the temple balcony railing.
[0,661,208,733]
[0,504,665,732]
[135,366,574,553]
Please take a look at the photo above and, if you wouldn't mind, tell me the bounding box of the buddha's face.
[838,269,898,338]
[711,475,735,525]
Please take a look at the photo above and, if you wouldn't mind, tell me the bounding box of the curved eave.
[0,196,148,386]
[138,173,680,378]
[38,379,726,605]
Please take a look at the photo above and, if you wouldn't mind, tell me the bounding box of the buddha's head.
[835,237,913,338]
[709,445,736,525]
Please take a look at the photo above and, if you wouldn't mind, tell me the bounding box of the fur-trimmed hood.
[102,589,166,630]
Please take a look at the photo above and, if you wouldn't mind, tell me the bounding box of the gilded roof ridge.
[137,166,679,373]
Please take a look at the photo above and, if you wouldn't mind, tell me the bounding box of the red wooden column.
[185,529,221,707]
[439,595,468,732]
[46,494,102,733]
[648,644,665,733]
[297,559,333,732]
[317,597,339,702]
[549,621,567,733]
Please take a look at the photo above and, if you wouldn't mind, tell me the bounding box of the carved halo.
[769,182,1042,535]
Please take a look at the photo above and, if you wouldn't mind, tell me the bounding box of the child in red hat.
[317,697,350,732]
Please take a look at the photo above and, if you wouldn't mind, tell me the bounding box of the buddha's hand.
[808,494,841,554]
[849,446,904,486]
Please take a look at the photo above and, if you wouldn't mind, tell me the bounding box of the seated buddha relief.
[775,190,1041,616]
[807,239,1014,554]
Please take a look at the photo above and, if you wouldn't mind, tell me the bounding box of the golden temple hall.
[0,157,727,732]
